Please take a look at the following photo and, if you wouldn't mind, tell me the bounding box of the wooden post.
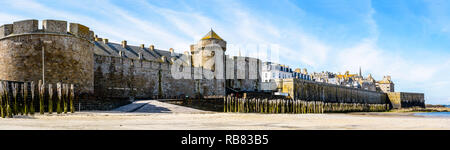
[4,82,13,118]
[23,83,28,115]
[0,82,4,118]
[12,83,18,115]
[30,81,35,115]
[48,84,53,114]
[38,80,44,115]
[70,84,74,113]
[57,82,62,114]
[64,84,69,114]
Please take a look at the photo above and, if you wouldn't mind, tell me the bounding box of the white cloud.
[0,13,26,25]
[296,35,330,67]
[334,38,443,82]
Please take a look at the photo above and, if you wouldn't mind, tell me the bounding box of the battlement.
[69,23,94,41]
[0,19,94,41]
[0,24,13,38]
[43,20,67,33]
[13,19,38,34]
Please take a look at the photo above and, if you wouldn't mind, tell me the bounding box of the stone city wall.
[92,44,263,99]
[93,54,226,99]
[386,92,425,109]
[279,78,388,104]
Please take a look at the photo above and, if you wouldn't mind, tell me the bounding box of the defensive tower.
[0,19,95,93]
[190,29,226,72]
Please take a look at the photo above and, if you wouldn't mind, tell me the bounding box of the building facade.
[377,76,395,93]
[261,62,310,83]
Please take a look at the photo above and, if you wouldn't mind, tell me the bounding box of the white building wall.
[261,62,310,82]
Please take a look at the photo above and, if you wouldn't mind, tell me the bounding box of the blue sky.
[1,0,449,104]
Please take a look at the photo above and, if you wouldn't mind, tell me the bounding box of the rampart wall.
[92,40,261,99]
[386,92,425,108]
[279,78,388,104]
[93,54,226,99]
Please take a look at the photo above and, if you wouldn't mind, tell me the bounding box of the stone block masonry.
[13,19,38,34]
[43,20,67,33]
[69,23,93,41]
[279,78,424,108]
[386,92,425,109]
[0,19,94,94]
[93,54,225,99]
[279,78,388,104]
[0,24,13,38]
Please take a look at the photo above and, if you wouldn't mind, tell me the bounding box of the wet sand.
[0,100,448,130]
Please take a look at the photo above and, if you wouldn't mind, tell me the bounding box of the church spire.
[359,66,362,77]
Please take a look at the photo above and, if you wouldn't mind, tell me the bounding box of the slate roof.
[201,29,223,41]
[93,41,182,62]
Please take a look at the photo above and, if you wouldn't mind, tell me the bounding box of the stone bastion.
[0,19,94,93]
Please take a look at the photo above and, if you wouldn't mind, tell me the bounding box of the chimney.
[138,52,143,60]
[150,45,154,51]
[121,40,127,48]
[169,48,176,56]
[103,38,109,44]
[140,44,145,49]
[89,30,94,41]
[190,45,195,52]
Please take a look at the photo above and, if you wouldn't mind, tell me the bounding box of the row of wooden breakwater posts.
[223,96,389,113]
[0,80,76,118]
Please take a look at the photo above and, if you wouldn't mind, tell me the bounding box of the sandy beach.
[0,100,448,130]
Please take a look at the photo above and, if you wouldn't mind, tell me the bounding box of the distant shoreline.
[391,105,450,113]
[1,100,449,130]
[348,112,447,118]
[426,104,450,108]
